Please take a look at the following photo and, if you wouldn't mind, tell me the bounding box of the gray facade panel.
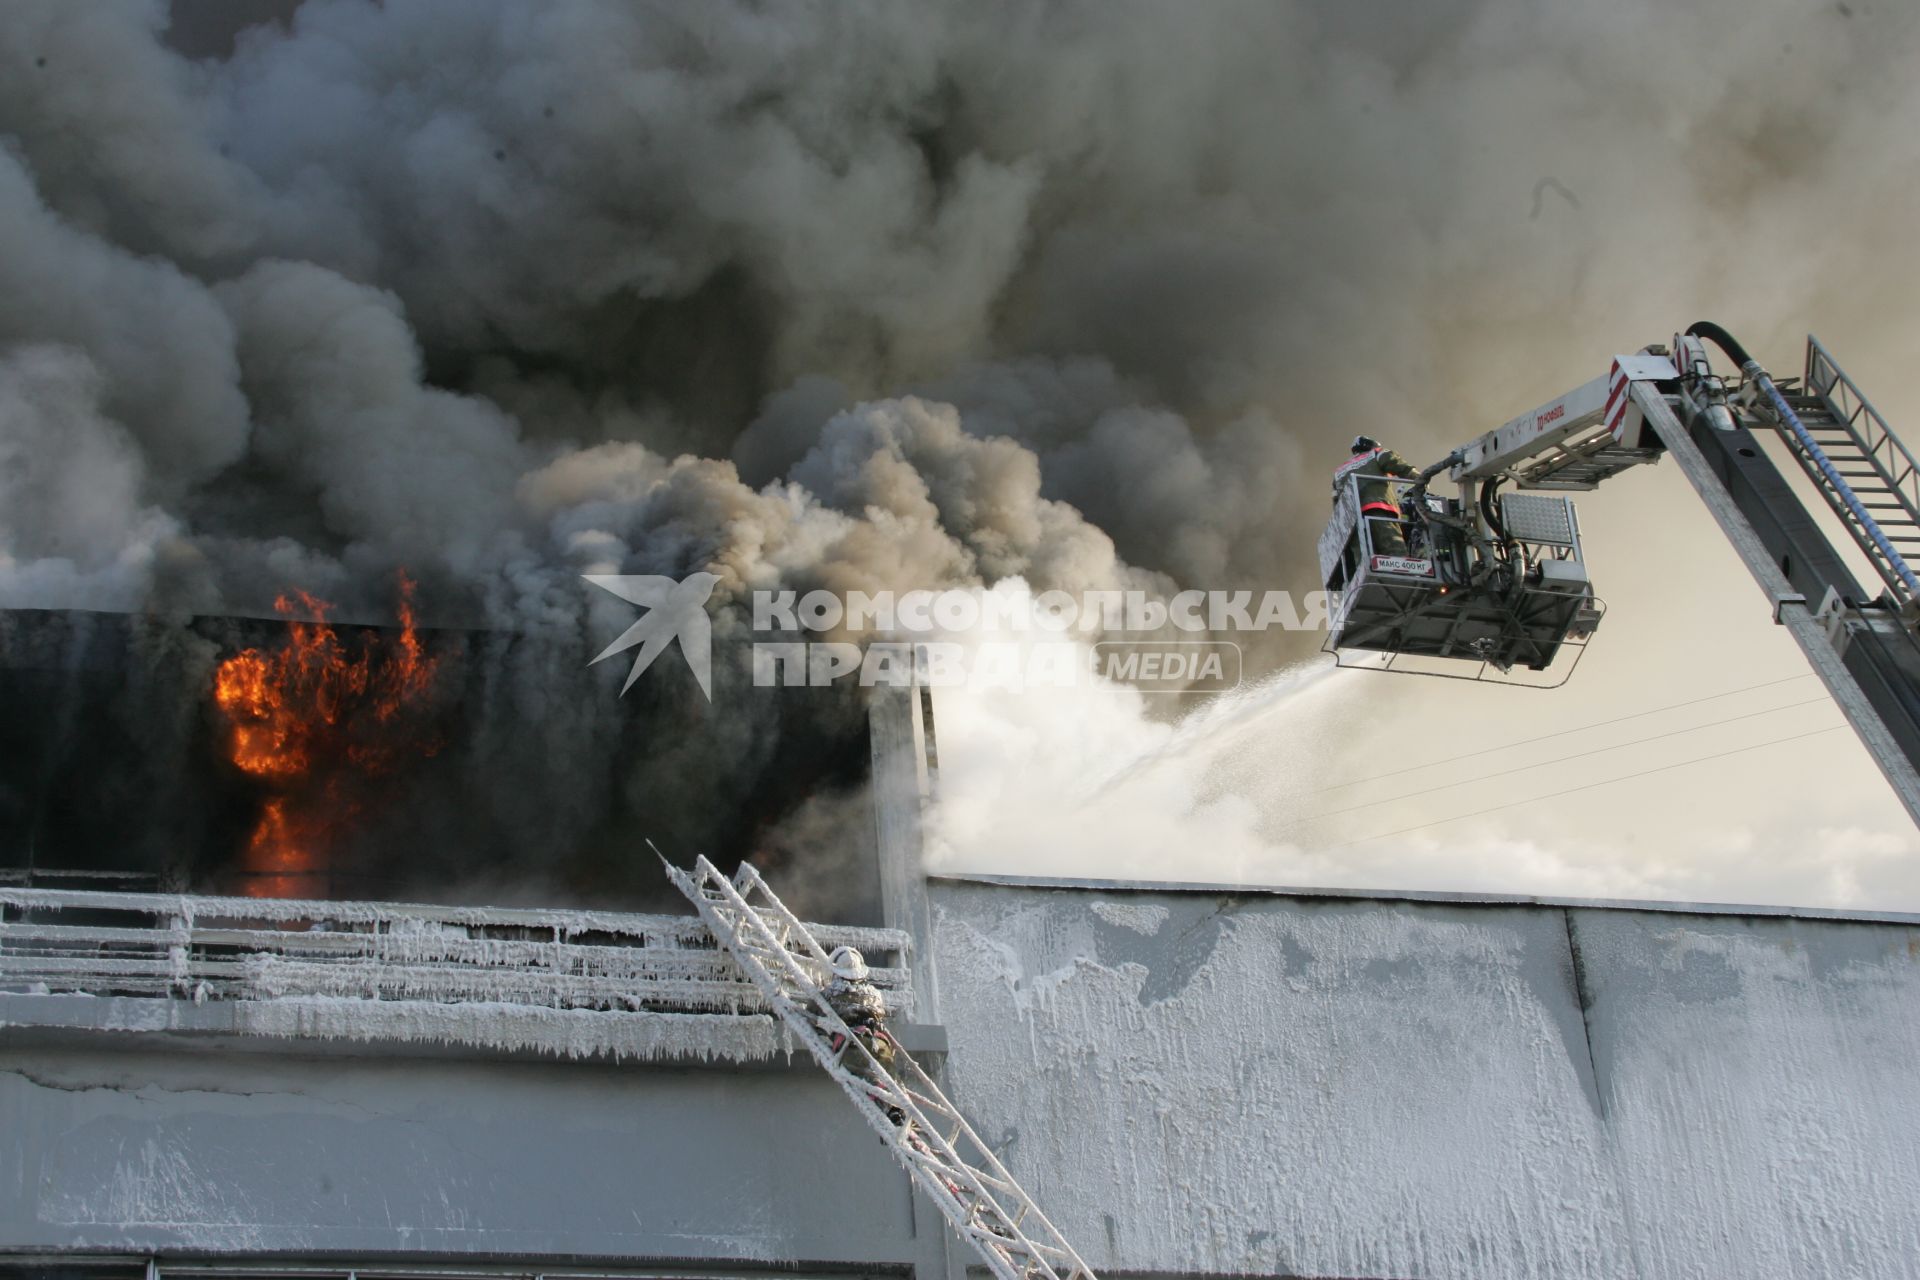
[1570,910,1920,1277]
[930,883,1920,1280]
[0,1047,917,1268]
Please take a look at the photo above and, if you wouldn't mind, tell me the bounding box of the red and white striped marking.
[1605,358,1631,442]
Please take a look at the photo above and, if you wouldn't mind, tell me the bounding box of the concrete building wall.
[932,880,1920,1280]
[0,1037,928,1272]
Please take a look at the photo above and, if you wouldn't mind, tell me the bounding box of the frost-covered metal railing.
[668,854,1097,1280]
[0,885,910,1018]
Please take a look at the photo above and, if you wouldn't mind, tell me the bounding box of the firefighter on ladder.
[824,946,1000,1220]
[1333,434,1417,555]
[825,946,981,1208]
[821,946,904,1124]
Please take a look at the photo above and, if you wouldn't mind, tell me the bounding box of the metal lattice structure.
[1772,335,1920,608]
[665,854,1098,1280]
[1499,493,1578,546]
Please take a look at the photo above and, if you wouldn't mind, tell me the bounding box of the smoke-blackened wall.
[0,0,1913,902]
[0,607,881,919]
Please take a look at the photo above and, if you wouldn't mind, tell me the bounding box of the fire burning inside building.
[0,599,881,921]
[210,576,442,897]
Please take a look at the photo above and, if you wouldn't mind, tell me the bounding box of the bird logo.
[583,572,719,699]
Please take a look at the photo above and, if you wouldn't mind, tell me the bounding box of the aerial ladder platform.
[1319,322,1920,829]
[664,853,1098,1280]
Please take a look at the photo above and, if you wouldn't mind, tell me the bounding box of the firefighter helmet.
[828,946,869,982]
[1351,435,1379,454]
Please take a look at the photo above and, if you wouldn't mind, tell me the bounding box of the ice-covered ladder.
[663,853,1098,1280]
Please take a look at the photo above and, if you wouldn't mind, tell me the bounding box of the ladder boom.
[1452,353,1674,490]
[665,854,1098,1280]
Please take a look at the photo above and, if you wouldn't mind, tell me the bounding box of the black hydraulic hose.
[1400,447,1496,581]
[1686,320,1920,599]
[1685,321,1754,370]
[1412,448,1466,492]
[1479,476,1507,545]
[1403,447,1467,526]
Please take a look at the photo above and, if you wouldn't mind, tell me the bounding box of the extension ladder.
[663,854,1097,1280]
[1771,336,1920,610]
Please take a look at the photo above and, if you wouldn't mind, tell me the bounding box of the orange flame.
[214,574,441,897]
[240,798,320,898]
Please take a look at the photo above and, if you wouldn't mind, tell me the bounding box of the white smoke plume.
[1,0,1916,905]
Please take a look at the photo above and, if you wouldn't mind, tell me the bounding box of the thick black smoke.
[0,0,1912,906]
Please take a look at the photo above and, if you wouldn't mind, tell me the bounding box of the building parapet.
[933,870,1920,925]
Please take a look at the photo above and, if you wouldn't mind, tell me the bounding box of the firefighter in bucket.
[1333,435,1417,556]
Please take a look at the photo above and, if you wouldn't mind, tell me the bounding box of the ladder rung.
[902,1086,957,1114]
